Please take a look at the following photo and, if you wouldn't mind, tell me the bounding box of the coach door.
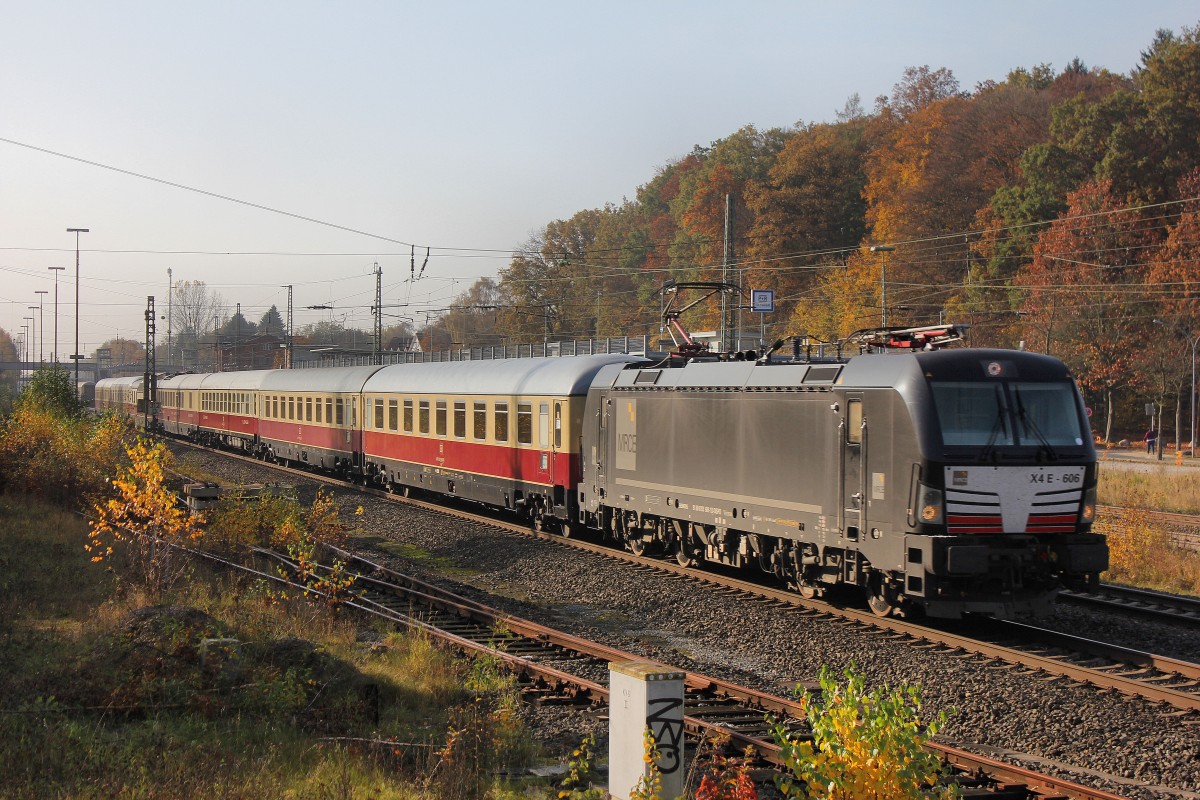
[841,395,865,540]
[552,401,565,503]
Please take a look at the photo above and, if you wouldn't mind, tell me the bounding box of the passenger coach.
[257,366,385,474]
[359,356,641,529]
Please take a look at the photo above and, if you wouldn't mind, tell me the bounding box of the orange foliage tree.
[1015,179,1159,441]
[87,437,203,596]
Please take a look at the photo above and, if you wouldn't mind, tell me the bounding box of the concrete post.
[609,661,685,800]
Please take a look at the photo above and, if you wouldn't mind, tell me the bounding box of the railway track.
[173,441,1200,721]
[1097,505,1200,552]
[1059,582,1200,624]
[222,542,1128,800]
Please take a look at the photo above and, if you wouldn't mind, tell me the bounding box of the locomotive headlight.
[1080,487,1097,524]
[919,487,943,524]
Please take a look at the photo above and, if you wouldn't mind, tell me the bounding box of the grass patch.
[1098,462,1200,514]
[0,493,548,798]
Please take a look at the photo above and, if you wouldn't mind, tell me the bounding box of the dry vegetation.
[0,493,547,799]
[1097,465,1200,595]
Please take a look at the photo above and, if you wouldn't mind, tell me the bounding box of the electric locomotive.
[578,327,1106,619]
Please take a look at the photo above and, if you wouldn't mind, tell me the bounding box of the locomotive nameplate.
[615,399,637,471]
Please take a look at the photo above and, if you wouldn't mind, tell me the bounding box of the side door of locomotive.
[840,393,865,540]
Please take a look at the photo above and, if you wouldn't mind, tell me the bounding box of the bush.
[772,666,957,800]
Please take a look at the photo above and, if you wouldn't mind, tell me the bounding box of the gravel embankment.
[175,447,1200,800]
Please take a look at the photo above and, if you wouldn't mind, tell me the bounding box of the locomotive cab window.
[931,380,1086,448]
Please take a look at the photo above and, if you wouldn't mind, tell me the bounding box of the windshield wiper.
[1013,387,1058,462]
[978,385,1006,463]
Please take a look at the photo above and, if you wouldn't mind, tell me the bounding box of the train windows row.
[262,395,348,426]
[201,392,256,416]
[362,396,561,449]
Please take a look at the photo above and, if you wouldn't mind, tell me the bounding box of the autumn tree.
[442,277,509,347]
[0,327,17,412]
[88,437,203,596]
[170,280,225,369]
[744,119,873,329]
[1015,179,1159,440]
[96,337,145,365]
[500,209,610,343]
[1147,168,1200,326]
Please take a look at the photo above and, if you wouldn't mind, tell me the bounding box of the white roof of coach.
[196,370,275,391]
[363,355,645,396]
[259,365,387,394]
[96,376,143,390]
[163,373,214,390]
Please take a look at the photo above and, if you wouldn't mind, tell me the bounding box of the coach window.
[305,397,312,423]
[374,397,384,429]
[335,398,344,425]
[436,400,448,436]
[473,402,486,440]
[288,397,295,421]
[847,398,863,444]
[494,402,509,442]
[454,401,466,438]
[388,399,398,431]
[539,403,549,447]
[419,400,430,434]
[326,398,333,423]
[403,399,413,432]
[518,402,533,445]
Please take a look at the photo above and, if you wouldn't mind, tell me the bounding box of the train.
[95,326,1108,619]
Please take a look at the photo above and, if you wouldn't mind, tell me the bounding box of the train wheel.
[867,578,897,617]
[629,536,647,557]
[797,581,820,600]
[675,547,696,568]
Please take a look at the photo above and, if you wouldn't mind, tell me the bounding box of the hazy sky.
[2,1,1197,358]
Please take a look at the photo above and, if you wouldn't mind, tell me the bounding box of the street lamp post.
[28,306,38,366]
[67,228,89,391]
[34,291,47,363]
[48,266,65,364]
[21,319,31,383]
[870,245,896,327]
[1191,335,1200,460]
